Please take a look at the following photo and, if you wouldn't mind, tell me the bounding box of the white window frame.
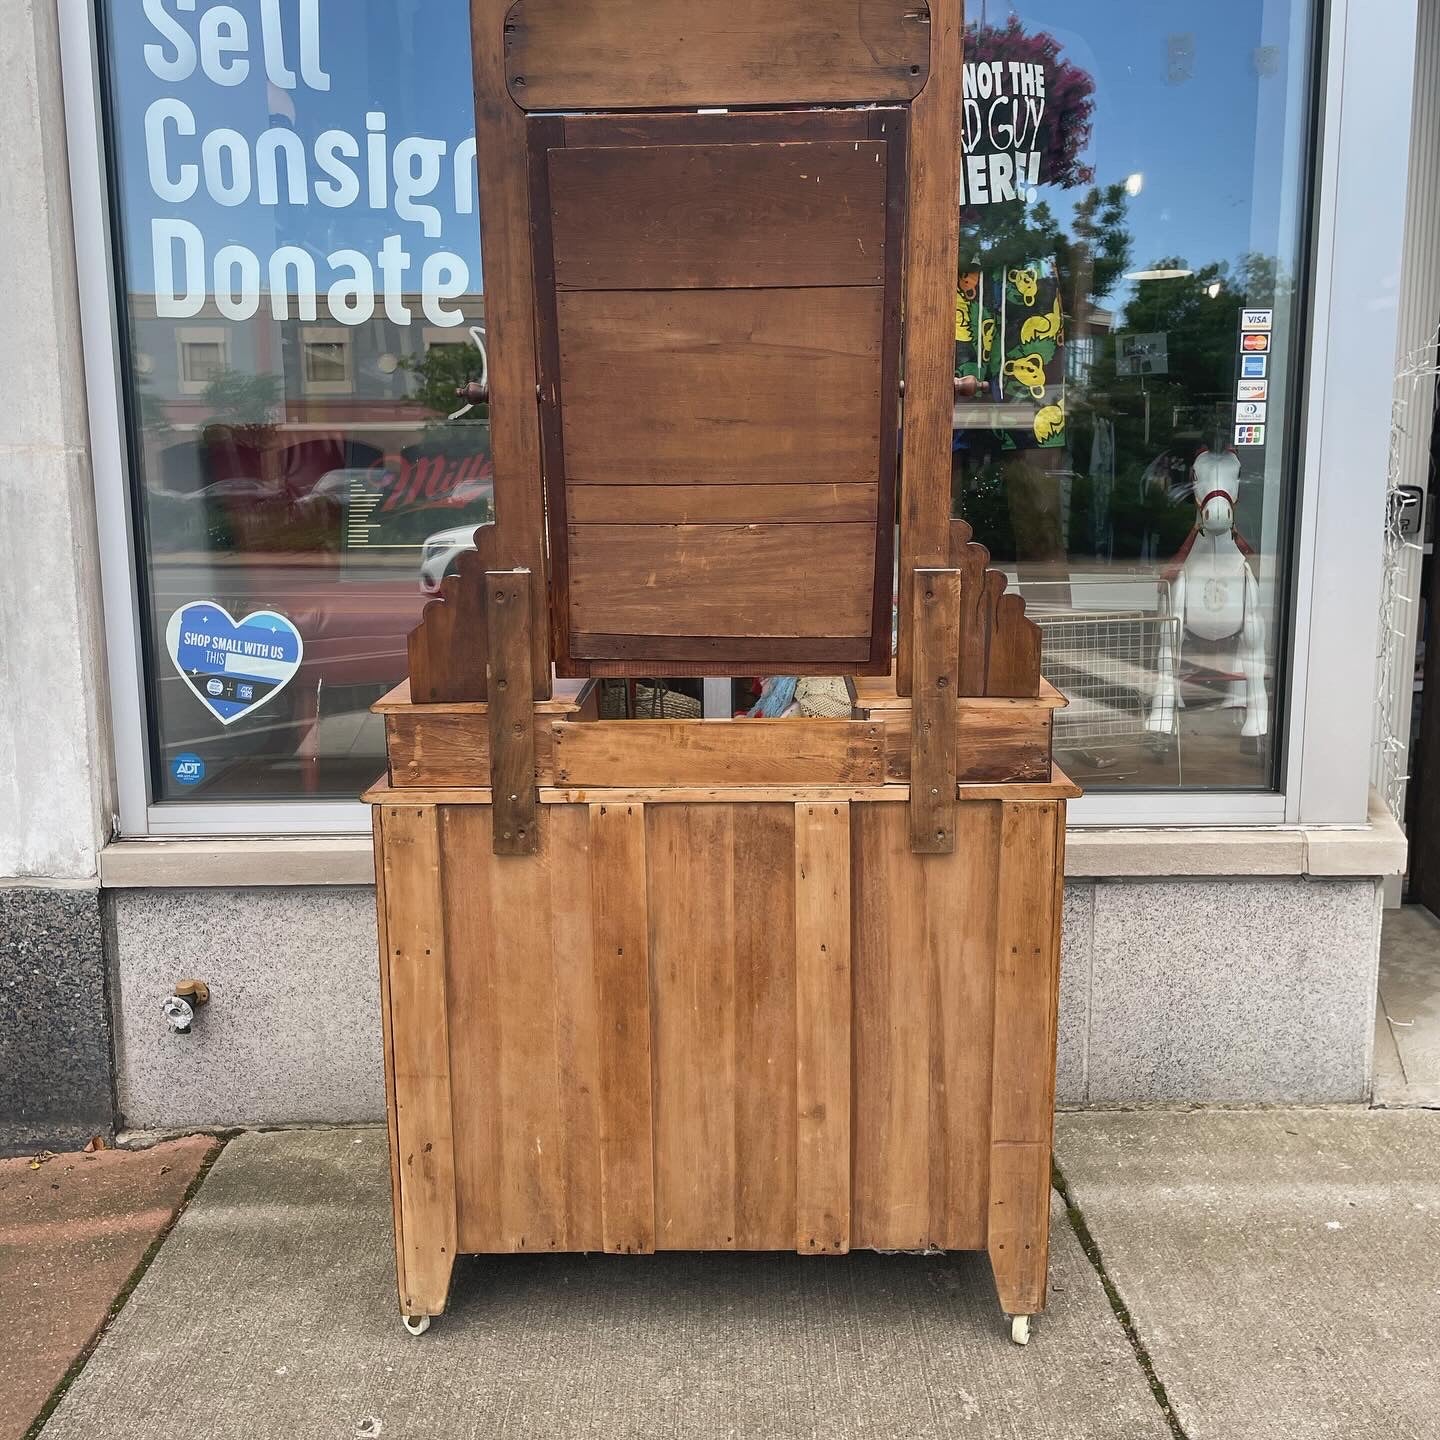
[299,325,355,396]
[175,326,230,395]
[60,0,1417,838]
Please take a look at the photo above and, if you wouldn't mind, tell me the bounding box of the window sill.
[98,795,1406,888]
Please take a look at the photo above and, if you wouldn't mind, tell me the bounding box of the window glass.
[953,2,1316,789]
[102,0,486,800]
[102,1,1318,807]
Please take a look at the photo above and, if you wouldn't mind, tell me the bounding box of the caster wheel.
[1009,1314,1031,1347]
[403,1314,432,1336]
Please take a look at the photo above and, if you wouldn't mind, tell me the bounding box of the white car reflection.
[420,525,479,594]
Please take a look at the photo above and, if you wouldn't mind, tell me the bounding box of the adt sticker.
[171,752,207,786]
[1241,355,1269,379]
[166,602,304,726]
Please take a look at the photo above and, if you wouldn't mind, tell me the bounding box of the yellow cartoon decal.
[959,269,981,301]
[954,293,973,342]
[980,317,996,364]
[1034,401,1066,443]
[1004,352,1048,400]
[1008,266,1040,306]
[1021,295,1063,346]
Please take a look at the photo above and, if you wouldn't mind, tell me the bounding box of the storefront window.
[101,1,1317,807]
[953,2,1316,789]
[102,0,488,800]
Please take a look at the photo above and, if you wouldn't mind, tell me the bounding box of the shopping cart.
[1020,579,1180,774]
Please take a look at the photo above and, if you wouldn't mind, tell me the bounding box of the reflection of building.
[129,290,487,481]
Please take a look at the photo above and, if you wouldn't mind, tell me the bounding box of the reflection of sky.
[988,0,1312,311]
[109,0,1312,312]
[107,0,482,284]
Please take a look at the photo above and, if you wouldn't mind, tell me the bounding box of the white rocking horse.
[1146,448,1269,750]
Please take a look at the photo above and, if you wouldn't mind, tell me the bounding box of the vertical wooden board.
[794,803,852,1255]
[987,594,1043,699]
[441,806,504,1255]
[648,805,738,1249]
[895,0,964,695]
[910,570,961,853]
[471,0,550,691]
[486,570,538,855]
[928,801,1002,1251]
[949,520,994,697]
[372,807,409,1307]
[850,803,932,1250]
[731,804,797,1251]
[589,801,656,1254]
[547,803,603,1252]
[991,803,1061,1145]
[988,1141,1053,1317]
[408,551,489,704]
[379,805,457,1315]
[488,807,569,1250]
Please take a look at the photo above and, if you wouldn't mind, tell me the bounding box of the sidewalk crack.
[1052,1159,1192,1440]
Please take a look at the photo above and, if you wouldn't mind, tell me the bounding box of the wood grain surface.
[556,287,882,486]
[551,718,886,787]
[567,522,877,641]
[503,0,930,109]
[549,141,888,290]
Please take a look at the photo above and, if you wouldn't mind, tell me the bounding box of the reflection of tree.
[399,343,490,442]
[202,369,282,429]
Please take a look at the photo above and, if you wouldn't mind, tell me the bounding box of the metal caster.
[1009,1314,1031,1347]
[402,1314,432,1336]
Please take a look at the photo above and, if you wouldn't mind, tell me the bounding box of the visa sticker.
[1241,309,1274,331]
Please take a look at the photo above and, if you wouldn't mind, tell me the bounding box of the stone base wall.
[0,887,115,1154]
[104,876,1385,1131]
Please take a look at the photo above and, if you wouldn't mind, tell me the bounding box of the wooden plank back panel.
[372,807,410,1312]
[991,802,1062,1145]
[549,142,887,290]
[567,483,879,527]
[556,288,882,487]
[530,108,906,676]
[588,802,656,1253]
[732,805,800,1250]
[445,804,604,1255]
[379,804,458,1314]
[551,718,885,788]
[648,803,801,1250]
[794,803,852,1254]
[648,804,740,1248]
[503,0,931,110]
[851,801,1002,1252]
[568,523,877,642]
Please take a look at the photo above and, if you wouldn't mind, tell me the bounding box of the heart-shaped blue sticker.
[165,602,304,726]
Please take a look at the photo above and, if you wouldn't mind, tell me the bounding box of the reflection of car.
[297,468,387,507]
[420,524,478,594]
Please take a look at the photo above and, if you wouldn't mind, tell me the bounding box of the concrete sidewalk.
[24,1110,1440,1439]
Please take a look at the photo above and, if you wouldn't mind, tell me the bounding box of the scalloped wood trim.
[948,518,1042,699]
